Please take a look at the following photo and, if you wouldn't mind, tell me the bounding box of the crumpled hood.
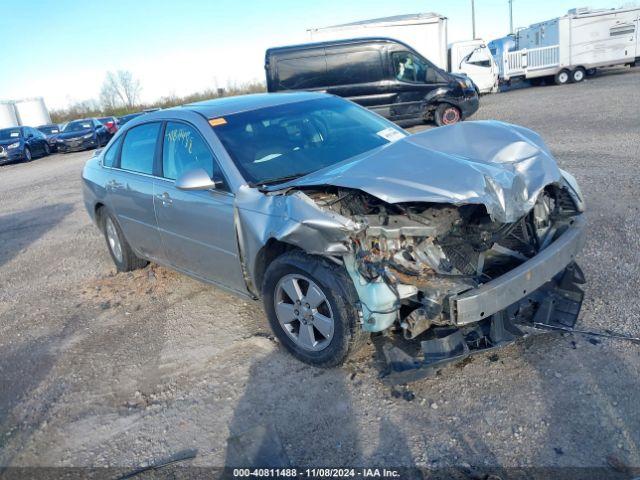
[281,121,563,223]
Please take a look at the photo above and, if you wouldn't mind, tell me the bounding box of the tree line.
[51,70,266,123]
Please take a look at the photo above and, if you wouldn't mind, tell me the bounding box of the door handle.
[157,192,173,206]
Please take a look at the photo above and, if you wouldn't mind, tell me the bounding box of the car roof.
[179,92,328,119]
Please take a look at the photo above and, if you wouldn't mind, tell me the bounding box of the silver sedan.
[82,92,586,374]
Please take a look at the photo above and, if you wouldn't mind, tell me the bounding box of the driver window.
[465,48,492,68]
[392,52,428,83]
[162,122,225,188]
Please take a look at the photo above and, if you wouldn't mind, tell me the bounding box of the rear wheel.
[434,104,461,126]
[554,69,570,85]
[262,250,367,367]
[571,67,586,83]
[100,209,148,272]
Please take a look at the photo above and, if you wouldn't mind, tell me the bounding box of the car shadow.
[222,348,421,474]
[0,203,74,269]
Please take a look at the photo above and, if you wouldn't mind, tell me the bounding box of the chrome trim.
[450,216,586,325]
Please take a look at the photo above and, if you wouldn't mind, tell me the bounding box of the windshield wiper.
[253,173,309,187]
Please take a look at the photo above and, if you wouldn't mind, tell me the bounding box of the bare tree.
[100,70,141,109]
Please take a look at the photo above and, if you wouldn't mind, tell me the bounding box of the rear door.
[154,120,246,291]
[324,45,393,117]
[106,122,164,261]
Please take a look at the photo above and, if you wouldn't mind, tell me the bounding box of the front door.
[154,121,246,291]
[459,46,497,93]
[388,51,448,119]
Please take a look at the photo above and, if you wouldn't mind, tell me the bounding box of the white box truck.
[500,6,639,84]
[307,13,499,93]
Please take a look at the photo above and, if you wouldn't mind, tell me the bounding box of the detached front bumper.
[380,216,587,383]
[451,215,587,325]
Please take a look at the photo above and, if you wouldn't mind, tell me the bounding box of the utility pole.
[471,0,476,39]
[509,0,514,34]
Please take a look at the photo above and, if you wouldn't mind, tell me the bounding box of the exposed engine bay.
[297,183,586,377]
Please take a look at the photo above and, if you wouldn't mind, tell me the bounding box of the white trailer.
[14,98,51,127]
[501,6,640,84]
[0,102,19,129]
[307,13,499,93]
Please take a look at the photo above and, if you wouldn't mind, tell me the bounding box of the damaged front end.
[246,121,587,377]
[305,183,586,378]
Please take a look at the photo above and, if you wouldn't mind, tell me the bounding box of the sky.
[0,0,627,110]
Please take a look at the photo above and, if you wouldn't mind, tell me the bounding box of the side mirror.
[175,168,217,191]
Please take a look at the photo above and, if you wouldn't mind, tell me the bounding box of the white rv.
[307,13,499,94]
[500,6,639,84]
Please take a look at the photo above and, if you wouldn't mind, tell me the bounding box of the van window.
[464,47,492,68]
[326,49,384,85]
[277,55,327,90]
[392,52,439,83]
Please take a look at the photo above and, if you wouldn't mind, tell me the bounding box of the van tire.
[434,104,461,126]
[99,208,148,272]
[571,67,586,83]
[262,250,367,367]
[554,69,571,85]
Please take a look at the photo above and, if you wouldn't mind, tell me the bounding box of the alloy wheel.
[274,274,334,351]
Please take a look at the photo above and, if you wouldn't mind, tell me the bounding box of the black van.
[265,37,479,126]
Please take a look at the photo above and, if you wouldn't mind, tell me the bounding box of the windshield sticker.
[52,129,59,133]
[209,118,227,127]
[82,123,91,128]
[10,132,19,137]
[377,127,407,143]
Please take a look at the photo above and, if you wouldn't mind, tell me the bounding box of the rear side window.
[277,55,327,90]
[326,49,384,85]
[162,122,224,185]
[102,136,122,167]
[120,123,160,175]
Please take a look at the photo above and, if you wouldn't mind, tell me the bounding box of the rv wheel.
[571,67,585,83]
[554,69,570,85]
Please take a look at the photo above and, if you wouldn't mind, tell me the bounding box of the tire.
[554,69,570,85]
[571,67,586,83]
[99,208,148,272]
[262,250,368,367]
[434,104,461,126]
[44,143,50,156]
[24,147,32,162]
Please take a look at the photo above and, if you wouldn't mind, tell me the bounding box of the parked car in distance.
[117,112,145,126]
[56,118,110,153]
[265,37,479,126]
[98,116,119,138]
[82,92,586,374]
[37,124,61,152]
[0,126,51,164]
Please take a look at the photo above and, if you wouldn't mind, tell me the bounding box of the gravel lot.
[1,68,639,474]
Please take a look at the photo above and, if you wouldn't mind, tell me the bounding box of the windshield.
[38,125,59,134]
[212,97,407,185]
[99,117,114,124]
[0,128,21,141]
[65,120,93,132]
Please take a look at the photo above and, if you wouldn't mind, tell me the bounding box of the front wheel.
[23,147,32,162]
[262,251,367,367]
[434,104,461,126]
[44,143,51,156]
